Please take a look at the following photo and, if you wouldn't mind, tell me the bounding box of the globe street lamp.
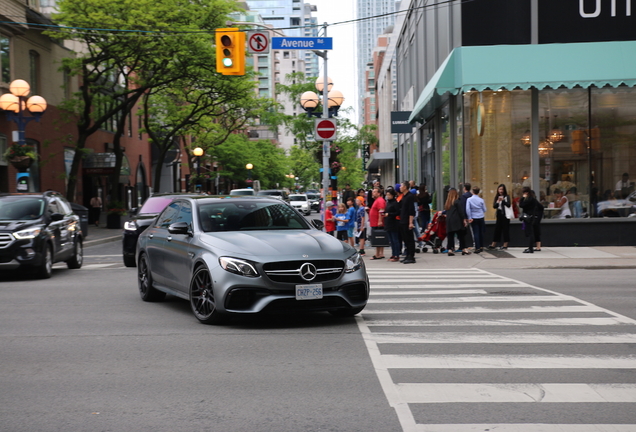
[0,79,47,191]
[192,147,204,192]
[246,163,253,184]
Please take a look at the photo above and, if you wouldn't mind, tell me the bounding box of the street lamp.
[0,79,47,191]
[246,163,253,184]
[298,76,345,228]
[192,147,204,192]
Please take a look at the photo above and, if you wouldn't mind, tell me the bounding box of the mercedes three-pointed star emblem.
[299,262,317,281]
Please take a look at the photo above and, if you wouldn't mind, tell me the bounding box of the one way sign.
[247,31,270,54]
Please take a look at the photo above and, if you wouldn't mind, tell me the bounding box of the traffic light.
[215,28,245,76]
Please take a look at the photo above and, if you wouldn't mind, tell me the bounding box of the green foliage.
[4,144,37,161]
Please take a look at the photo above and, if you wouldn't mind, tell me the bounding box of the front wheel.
[138,253,165,302]
[329,306,365,318]
[66,239,83,269]
[190,266,227,325]
[37,244,53,279]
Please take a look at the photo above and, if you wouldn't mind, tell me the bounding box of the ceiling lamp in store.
[538,139,553,158]
[520,130,531,146]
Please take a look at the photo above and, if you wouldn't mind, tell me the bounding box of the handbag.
[370,227,390,247]
[504,202,515,220]
[519,213,534,222]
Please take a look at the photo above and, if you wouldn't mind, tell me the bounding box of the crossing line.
[364,317,635,327]
[370,332,636,344]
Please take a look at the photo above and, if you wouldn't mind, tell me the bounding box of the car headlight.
[219,257,259,277]
[345,253,363,273]
[13,227,42,239]
[124,220,138,231]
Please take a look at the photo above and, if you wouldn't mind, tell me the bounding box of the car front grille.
[263,260,344,284]
[0,233,14,248]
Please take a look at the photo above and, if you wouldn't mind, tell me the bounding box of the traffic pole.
[321,22,330,230]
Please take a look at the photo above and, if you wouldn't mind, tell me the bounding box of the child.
[335,203,349,243]
[325,201,336,235]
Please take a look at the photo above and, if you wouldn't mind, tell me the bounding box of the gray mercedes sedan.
[136,196,369,324]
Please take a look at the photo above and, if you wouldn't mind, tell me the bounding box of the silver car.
[136,196,369,324]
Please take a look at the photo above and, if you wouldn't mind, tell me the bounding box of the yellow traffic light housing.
[215,28,246,76]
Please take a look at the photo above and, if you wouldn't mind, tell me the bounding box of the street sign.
[248,31,269,54]
[271,37,333,50]
[315,118,337,141]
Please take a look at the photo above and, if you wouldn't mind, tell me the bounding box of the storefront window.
[464,90,532,219]
[455,97,464,189]
[591,86,636,218]
[538,89,589,219]
[440,104,451,198]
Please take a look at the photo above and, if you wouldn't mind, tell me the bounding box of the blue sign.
[271,37,333,50]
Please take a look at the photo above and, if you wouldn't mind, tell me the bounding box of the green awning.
[409,40,636,124]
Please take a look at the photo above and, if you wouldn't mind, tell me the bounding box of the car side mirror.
[311,219,324,230]
[168,222,192,236]
[50,213,64,221]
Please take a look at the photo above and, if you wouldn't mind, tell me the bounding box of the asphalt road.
[1,239,635,431]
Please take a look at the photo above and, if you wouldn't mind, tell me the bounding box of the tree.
[48,0,240,202]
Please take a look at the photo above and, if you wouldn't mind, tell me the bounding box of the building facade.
[388,0,636,245]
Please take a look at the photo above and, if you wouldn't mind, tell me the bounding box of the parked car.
[0,192,83,279]
[257,189,290,203]
[305,192,321,212]
[136,196,369,324]
[229,188,256,196]
[289,193,311,216]
[122,193,194,267]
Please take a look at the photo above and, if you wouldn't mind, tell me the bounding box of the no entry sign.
[315,118,337,141]
[248,31,270,54]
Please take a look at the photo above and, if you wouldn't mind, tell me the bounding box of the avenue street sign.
[271,37,333,50]
[315,118,337,141]
[247,31,269,54]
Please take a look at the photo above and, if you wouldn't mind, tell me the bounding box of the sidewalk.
[362,246,636,270]
[82,213,130,248]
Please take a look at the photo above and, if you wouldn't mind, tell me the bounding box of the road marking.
[364,317,634,326]
[368,295,573,303]
[363,305,605,314]
[371,289,488,296]
[413,425,636,432]
[372,283,525,289]
[369,332,636,344]
[396,383,636,403]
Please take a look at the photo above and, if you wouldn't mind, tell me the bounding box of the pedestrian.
[342,184,356,206]
[488,184,513,250]
[417,183,431,233]
[444,188,467,256]
[459,183,473,252]
[383,188,402,261]
[90,194,102,227]
[466,186,487,253]
[324,201,336,236]
[346,197,357,247]
[519,186,540,253]
[369,187,386,260]
[335,203,349,243]
[399,181,417,264]
[534,192,544,251]
[355,197,367,255]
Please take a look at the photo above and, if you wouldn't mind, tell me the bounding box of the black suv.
[257,189,290,203]
[0,192,83,279]
[122,193,194,267]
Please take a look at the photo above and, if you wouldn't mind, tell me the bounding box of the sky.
[310,0,358,123]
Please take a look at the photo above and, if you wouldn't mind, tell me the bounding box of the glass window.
[156,202,180,229]
[175,201,192,226]
[29,50,40,95]
[0,35,10,84]
[0,134,7,166]
[139,196,173,215]
[198,201,308,232]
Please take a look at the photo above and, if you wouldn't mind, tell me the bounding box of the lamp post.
[298,73,345,228]
[245,163,253,185]
[192,147,204,192]
[0,79,47,192]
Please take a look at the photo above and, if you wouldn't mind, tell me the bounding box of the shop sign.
[391,111,413,133]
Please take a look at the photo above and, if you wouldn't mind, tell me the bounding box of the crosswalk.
[358,269,636,432]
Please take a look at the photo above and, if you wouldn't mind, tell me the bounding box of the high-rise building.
[356,0,398,123]
[245,0,304,37]
[303,3,320,79]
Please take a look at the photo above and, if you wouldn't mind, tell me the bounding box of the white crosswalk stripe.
[358,268,636,432]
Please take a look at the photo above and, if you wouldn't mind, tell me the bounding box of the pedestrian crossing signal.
[215,28,245,76]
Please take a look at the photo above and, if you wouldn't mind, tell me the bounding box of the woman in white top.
[554,189,572,219]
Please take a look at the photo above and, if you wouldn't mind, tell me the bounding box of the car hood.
[199,230,352,258]
[0,219,44,232]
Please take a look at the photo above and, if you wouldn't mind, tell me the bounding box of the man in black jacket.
[459,182,473,252]
[399,181,416,264]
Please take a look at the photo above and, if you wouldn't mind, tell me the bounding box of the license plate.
[295,284,323,300]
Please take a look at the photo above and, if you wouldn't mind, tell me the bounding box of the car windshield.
[198,201,310,232]
[289,195,307,201]
[139,197,174,215]
[230,190,255,196]
[0,197,45,220]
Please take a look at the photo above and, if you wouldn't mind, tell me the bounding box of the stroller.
[418,211,447,254]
